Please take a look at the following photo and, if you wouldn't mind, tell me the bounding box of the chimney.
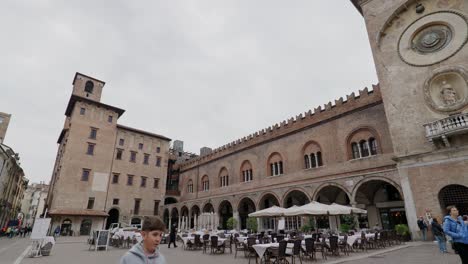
[173,140,184,152]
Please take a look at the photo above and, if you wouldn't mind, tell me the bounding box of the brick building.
[163,0,468,238]
[46,73,171,236]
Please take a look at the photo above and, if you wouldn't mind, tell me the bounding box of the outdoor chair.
[338,235,349,256]
[194,234,203,250]
[234,236,246,258]
[314,236,328,260]
[185,238,195,250]
[276,235,285,242]
[303,238,316,261]
[210,236,225,254]
[268,240,288,264]
[287,239,303,264]
[246,237,257,264]
[271,233,277,243]
[358,232,369,252]
[202,234,210,254]
[224,235,233,254]
[329,236,340,257]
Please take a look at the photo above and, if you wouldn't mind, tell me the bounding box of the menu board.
[31,218,52,240]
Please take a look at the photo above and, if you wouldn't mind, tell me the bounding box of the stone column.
[233,211,240,230]
[400,170,420,240]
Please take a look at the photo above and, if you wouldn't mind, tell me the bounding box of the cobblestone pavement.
[0,236,460,264]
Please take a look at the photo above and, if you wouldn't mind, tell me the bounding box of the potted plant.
[246,217,258,233]
[395,224,411,241]
[226,217,238,230]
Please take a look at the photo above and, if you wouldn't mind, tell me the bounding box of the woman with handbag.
[432,218,447,253]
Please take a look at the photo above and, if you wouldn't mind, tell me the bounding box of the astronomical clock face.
[398,11,468,67]
[377,0,468,113]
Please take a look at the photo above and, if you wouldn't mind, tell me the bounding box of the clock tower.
[351,0,468,237]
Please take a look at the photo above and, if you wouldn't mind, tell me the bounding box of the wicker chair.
[246,237,257,264]
[202,234,210,254]
[210,236,225,254]
[338,234,349,256]
[268,240,288,264]
[224,235,233,254]
[234,237,246,258]
[329,236,340,257]
[303,238,316,261]
[287,239,303,264]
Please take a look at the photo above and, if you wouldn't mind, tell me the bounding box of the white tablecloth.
[252,243,293,258]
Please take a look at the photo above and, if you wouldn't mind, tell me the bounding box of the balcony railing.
[424,113,468,146]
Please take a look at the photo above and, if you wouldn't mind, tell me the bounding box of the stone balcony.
[424,112,468,147]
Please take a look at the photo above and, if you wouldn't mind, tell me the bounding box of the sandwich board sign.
[31,218,51,240]
[95,230,110,251]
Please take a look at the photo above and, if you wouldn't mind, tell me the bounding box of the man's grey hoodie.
[120,242,167,264]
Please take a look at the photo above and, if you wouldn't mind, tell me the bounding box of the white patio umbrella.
[284,201,331,216]
[248,206,288,217]
[328,203,367,215]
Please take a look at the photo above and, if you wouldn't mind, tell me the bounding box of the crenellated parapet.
[179,85,381,172]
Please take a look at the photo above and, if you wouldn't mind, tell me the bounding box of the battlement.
[179,84,381,171]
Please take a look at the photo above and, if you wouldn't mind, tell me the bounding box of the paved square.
[1,237,460,264]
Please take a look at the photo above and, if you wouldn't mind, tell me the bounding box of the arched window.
[187,179,193,193]
[360,140,369,157]
[84,81,94,94]
[201,175,209,191]
[268,153,283,176]
[304,155,310,169]
[351,142,360,159]
[310,153,317,168]
[369,137,378,155]
[347,128,380,160]
[317,151,323,166]
[303,141,323,169]
[219,167,229,187]
[240,160,253,182]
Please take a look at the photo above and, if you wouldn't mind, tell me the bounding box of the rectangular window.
[143,154,149,165]
[87,197,95,209]
[80,108,86,115]
[153,178,159,189]
[127,175,134,186]
[156,147,161,153]
[108,115,113,123]
[112,174,119,184]
[156,156,161,167]
[116,149,123,160]
[119,138,124,146]
[113,198,119,205]
[153,200,160,216]
[89,128,97,139]
[134,199,141,215]
[138,143,143,150]
[130,151,136,162]
[87,143,95,155]
[141,176,147,187]
[81,169,90,181]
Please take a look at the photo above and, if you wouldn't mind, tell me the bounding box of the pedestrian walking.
[54,226,61,238]
[417,216,428,241]
[431,218,447,253]
[168,224,177,248]
[120,216,167,264]
[443,206,468,263]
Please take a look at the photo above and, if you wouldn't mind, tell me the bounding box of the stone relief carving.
[398,11,468,66]
[424,66,468,112]
[440,80,459,106]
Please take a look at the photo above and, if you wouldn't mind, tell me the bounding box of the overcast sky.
[1,1,377,184]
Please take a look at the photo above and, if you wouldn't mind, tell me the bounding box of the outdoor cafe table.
[252,243,294,263]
